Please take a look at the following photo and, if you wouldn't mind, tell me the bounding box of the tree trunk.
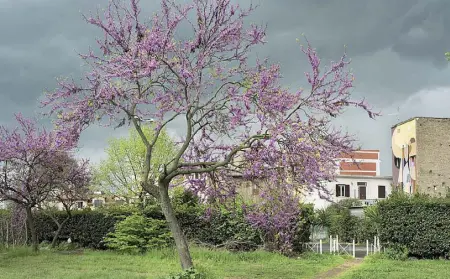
[158,182,193,270]
[51,217,69,248]
[25,207,38,252]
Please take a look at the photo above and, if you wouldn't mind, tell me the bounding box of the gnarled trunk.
[25,206,38,252]
[51,216,70,248]
[158,181,193,270]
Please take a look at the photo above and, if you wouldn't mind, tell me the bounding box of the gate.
[303,235,382,258]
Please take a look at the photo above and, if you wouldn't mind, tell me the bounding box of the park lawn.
[0,246,346,279]
[339,255,450,279]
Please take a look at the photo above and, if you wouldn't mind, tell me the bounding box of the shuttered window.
[336,184,350,197]
[378,185,386,198]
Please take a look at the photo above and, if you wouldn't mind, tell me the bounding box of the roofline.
[336,175,393,180]
[391,116,450,128]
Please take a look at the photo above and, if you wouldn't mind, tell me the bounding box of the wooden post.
[352,239,356,258]
[320,239,323,254]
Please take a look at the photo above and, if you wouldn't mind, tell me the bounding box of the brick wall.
[416,118,450,197]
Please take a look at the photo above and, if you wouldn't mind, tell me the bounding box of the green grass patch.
[339,255,450,279]
[0,246,345,279]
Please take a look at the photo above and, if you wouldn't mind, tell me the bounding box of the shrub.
[104,213,173,254]
[193,207,262,252]
[165,268,206,279]
[383,244,409,261]
[325,200,362,243]
[378,194,450,258]
[292,204,314,252]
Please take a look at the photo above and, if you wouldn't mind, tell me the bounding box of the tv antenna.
[386,106,401,123]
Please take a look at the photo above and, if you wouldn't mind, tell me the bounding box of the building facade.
[303,150,392,209]
[391,117,450,197]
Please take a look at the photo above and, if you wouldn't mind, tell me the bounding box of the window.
[77,202,83,209]
[336,184,350,197]
[378,185,386,198]
[93,199,103,208]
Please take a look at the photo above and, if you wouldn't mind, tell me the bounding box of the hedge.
[34,209,127,249]
[6,189,315,252]
[378,194,450,258]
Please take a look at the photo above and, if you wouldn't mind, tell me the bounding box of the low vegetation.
[0,246,345,279]
[339,255,450,279]
[378,193,450,258]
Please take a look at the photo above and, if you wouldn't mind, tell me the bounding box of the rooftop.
[391,117,450,128]
[336,175,393,180]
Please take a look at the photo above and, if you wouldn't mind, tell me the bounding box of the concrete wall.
[416,118,450,197]
[391,118,417,193]
[303,176,393,210]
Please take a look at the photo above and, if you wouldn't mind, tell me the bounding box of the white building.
[303,150,393,209]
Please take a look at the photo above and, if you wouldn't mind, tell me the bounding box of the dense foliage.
[105,213,173,254]
[7,189,314,254]
[34,209,121,249]
[93,126,177,202]
[378,193,450,259]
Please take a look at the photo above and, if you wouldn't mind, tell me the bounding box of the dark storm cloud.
[1,0,450,171]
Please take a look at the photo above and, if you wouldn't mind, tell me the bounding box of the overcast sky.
[1,0,450,175]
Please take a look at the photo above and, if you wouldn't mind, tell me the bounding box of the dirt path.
[313,258,362,279]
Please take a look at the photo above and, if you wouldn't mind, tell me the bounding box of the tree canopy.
[93,125,177,201]
[43,0,377,269]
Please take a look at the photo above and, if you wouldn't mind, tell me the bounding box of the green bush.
[378,193,450,258]
[323,200,362,243]
[192,207,262,251]
[165,268,206,279]
[383,244,409,261]
[104,213,173,254]
[292,204,314,252]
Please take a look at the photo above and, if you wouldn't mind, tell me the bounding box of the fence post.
[377,236,380,252]
[373,236,376,253]
[320,239,322,254]
[366,240,369,256]
[330,235,333,254]
[6,222,9,248]
[352,239,355,258]
[336,235,339,254]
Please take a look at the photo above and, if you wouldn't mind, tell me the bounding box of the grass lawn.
[0,246,346,279]
[339,255,450,279]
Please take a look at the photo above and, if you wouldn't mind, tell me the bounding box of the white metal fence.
[303,235,382,258]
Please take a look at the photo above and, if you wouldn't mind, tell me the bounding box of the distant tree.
[0,115,75,252]
[93,125,177,205]
[40,155,91,248]
[43,0,377,269]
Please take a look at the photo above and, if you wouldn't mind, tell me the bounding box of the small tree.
[93,125,176,205]
[43,0,377,269]
[0,115,74,252]
[40,155,90,248]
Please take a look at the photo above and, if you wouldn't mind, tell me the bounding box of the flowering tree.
[0,115,74,252]
[40,154,90,248]
[43,0,376,269]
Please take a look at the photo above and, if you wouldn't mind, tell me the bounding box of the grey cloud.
[2,0,450,176]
